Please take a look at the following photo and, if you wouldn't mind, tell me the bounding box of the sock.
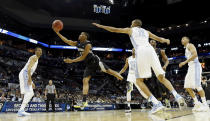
[19,92,34,111]
[127,102,131,107]
[83,95,87,102]
[127,92,131,102]
[201,97,207,105]
[193,97,199,105]
[149,95,159,105]
[171,90,179,98]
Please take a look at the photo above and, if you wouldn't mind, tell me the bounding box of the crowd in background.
[0,39,209,108]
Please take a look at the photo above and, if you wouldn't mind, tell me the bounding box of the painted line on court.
[165,113,193,120]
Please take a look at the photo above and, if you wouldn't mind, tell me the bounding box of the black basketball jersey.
[155,48,164,66]
[77,40,97,64]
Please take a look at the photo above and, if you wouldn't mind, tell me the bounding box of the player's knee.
[104,69,109,73]
[136,78,144,82]
[196,87,203,91]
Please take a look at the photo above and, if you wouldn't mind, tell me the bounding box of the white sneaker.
[176,95,187,109]
[17,110,26,117]
[23,111,31,116]
[201,104,210,112]
[196,104,209,112]
[192,102,202,112]
[149,102,165,114]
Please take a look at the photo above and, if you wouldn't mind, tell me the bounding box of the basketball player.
[148,40,169,101]
[92,19,185,114]
[179,36,209,111]
[119,48,148,113]
[17,47,42,116]
[53,28,123,109]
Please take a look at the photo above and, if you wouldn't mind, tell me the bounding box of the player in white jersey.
[17,47,42,116]
[93,19,186,114]
[179,36,209,112]
[119,48,148,113]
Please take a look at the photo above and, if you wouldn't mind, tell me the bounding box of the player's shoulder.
[127,56,132,59]
[30,55,38,60]
[187,43,195,48]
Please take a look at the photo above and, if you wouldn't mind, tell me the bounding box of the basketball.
[52,20,63,31]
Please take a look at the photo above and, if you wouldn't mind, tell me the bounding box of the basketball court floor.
[0,108,209,121]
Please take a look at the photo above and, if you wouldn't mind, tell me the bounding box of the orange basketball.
[52,20,63,31]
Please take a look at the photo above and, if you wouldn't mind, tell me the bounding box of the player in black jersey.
[146,40,169,102]
[53,29,123,108]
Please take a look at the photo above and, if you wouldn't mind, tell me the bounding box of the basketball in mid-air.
[52,20,63,31]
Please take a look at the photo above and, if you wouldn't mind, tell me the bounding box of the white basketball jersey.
[128,56,136,75]
[129,27,150,50]
[22,55,38,75]
[185,43,199,65]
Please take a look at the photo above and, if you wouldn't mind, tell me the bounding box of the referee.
[45,80,58,112]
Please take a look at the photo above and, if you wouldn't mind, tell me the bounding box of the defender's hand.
[92,23,102,28]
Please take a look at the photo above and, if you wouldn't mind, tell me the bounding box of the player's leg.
[133,81,148,99]
[135,47,164,114]
[18,72,34,116]
[197,87,209,111]
[99,61,123,80]
[82,76,91,103]
[106,69,123,80]
[74,76,91,109]
[196,64,209,109]
[136,78,164,113]
[151,50,185,108]
[125,82,133,113]
[185,88,202,111]
[197,88,207,106]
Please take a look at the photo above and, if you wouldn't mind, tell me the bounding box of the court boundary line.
[165,113,193,120]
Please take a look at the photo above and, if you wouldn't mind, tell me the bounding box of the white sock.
[149,95,159,105]
[201,97,207,105]
[127,92,131,102]
[19,92,34,111]
[128,102,131,107]
[171,90,179,98]
[193,97,199,105]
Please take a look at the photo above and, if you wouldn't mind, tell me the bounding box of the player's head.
[35,47,42,57]
[150,40,157,48]
[79,32,89,42]
[132,48,135,57]
[131,19,142,28]
[181,36,190,46]
[49,80,53,85]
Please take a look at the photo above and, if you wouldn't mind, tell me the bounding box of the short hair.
[133,19,142,27]
[83,32,89,39]
[182,36,190,40]
[35,47,42,51]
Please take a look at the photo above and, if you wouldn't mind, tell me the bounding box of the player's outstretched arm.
[179,44,198,68]
[64,44,92,63]
[148,31,170,45]
[53,28,77,46]
[119,58,129,74]
[92,23,131,35]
